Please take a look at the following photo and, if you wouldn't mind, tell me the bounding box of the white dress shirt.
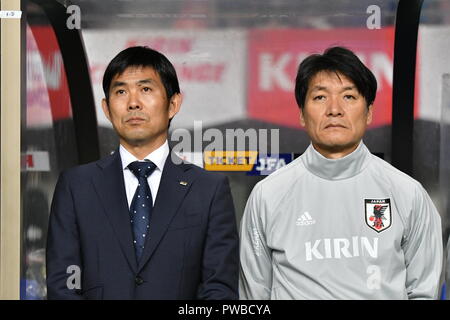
[120,140,169,208]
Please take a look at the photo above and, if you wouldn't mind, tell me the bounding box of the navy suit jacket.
[46,150,239,299]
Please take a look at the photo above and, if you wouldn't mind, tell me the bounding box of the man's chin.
[120,131,167,148]
[120,135,151,147]
[315,140,360,154]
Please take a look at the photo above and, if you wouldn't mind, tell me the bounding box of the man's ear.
[299,107,306,128]
[168,93,182,120]
[366,104,373,126]
[101,98,112,122]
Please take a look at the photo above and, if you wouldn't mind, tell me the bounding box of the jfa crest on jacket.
[365,199,391,233]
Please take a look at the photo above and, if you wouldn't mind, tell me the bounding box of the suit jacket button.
[135,276,144,285]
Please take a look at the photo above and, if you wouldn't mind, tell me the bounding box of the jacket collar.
[301,141,372,180]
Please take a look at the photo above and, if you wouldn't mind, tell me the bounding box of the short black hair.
[294,46,377,109]
[102,46,180,103]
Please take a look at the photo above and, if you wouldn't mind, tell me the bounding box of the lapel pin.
[179,181,188,186]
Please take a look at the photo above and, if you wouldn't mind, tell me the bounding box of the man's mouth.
[324,123,346,129]
[126,117,146,124]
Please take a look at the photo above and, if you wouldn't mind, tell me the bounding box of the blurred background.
[19,0,450,299]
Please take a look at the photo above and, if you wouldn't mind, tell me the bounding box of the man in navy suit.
[46,46,239,299]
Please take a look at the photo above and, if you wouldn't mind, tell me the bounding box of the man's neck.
[121,137,167,160]
[312,142,360,160]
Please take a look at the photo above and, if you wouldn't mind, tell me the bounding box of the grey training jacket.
[239,142,443,299]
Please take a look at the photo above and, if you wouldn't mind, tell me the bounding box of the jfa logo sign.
[247,154,293,176]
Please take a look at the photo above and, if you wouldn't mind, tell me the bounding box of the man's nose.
[127,92,142,111]
[326,96,344,116]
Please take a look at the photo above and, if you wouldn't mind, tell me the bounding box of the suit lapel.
[91,150,138,273]
[137,153,195,272]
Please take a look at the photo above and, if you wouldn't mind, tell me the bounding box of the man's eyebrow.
[110,78,157,90]
[341,85,356,91]
[310,85,328,92]
[110,81,126,89]
[310,85,357,92]
[136,78,156,85]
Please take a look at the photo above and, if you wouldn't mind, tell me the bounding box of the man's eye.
[116,89,125,95]
[344,95,356,100]
[313,95,325,101]
[142,87,152,92]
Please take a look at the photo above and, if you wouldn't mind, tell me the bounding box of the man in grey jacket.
[239,46,443,299]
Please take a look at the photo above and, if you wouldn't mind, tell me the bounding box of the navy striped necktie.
[128,160,157,261]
